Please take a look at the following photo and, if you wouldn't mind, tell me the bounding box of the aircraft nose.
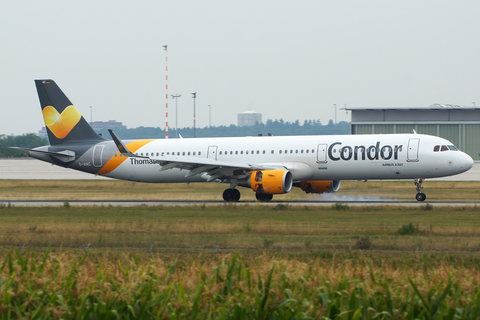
[459,152,474,171]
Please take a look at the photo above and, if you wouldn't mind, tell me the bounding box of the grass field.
[1,179,480,201]
[1,180,480,318]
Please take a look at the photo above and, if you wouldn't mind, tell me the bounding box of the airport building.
[238,111,262,127]
[346,104,480,160]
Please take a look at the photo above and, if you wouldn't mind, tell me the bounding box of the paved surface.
[1,158,480,180]
[1,200,479,207]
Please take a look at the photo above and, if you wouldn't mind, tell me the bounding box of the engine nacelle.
[238,169,293,194]
[296,180,341,194]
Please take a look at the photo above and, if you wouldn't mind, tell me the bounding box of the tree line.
[0,119,350,157]
[104,119,350,140]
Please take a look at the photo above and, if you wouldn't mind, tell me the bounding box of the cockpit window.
[434,145,458,152]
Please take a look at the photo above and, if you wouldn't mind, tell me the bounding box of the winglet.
[108,129,148,158]
[413,129,418,134]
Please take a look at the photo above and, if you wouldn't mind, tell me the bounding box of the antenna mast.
[163,45,169,139]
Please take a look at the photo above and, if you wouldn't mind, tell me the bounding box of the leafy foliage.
[1,250,480,318]
[0,133,48,157]
[97,119,350,139]
[398,223,423,235]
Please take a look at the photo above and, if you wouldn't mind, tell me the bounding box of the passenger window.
[188,152,191,156]
[193,152,196,156]
[230,151,233,155]
[311,149,314,153]
[306,150,309,153]
[252,150,254,154]
[182,152,185,156]
[263,150,266,154]
[241,151,244,154]
[433,145,440,152]
[301,150,304,153]
[285,150,287,154]
[290,150,293,154]
[295,150,298,153]
[199,152,201,155]
[441,145,449,151]
[271,150,274,154]
[279,150,282,154]
[246,151,249,154]
[235,151,238,155]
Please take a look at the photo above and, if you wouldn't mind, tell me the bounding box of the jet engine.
[296,180,341,194]
[238,170,293,194]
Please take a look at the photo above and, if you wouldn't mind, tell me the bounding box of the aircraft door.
[207,146,218,160]
[317,144,327,163]
[93,145,105,167]
[407,138,420,162]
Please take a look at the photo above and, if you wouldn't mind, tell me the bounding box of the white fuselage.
[94,134,473,183]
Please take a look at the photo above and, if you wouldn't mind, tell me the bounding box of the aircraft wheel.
[415,193,426,202]
[256,193,273,202]
[232,189,241,201]
[223,189,240,202]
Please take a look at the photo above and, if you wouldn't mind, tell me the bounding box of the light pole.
[208,105,211,137]
[171,94,181,138]
[333,104,337,134]
[192,92,197,138]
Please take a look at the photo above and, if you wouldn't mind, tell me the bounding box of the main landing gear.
[256,193,273,202]
[414,178,426,201]
[223,188,241,202]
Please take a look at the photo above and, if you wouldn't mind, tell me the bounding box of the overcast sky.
[1,0,480,135]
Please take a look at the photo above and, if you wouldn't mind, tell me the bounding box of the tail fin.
[35,80,105,146]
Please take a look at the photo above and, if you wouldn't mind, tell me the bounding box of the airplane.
[14,80,474,202]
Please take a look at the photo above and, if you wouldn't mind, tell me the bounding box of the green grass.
[0,179,480,318]
[0,205,480,254]
[0,179,480,201]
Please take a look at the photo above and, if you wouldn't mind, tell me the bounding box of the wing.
[108,130,282,182]
[152,155,282,181]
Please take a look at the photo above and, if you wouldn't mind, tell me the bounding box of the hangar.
[346,104,480,160]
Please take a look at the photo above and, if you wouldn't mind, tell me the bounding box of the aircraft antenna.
[163,45,169,139]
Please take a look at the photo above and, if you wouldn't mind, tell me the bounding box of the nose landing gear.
[414,178,426,201]
[223,188,241,202]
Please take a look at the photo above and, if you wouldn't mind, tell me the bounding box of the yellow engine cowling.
[238,169,293,194]
[298,180,341,194]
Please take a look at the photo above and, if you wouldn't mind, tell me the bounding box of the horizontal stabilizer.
[10,147,75,162]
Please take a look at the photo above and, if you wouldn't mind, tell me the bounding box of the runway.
[2,199,479,207]
[1,158,479,207]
